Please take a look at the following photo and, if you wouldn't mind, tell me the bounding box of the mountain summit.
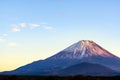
[48,40,116,60]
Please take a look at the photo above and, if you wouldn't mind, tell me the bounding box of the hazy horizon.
[0,0,120,72]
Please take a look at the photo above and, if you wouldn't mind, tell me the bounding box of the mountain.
[1,40,120,76]
[48,40,115,59]
[47,40,120,72]
[47,40,120,61]
[55,62,118,76]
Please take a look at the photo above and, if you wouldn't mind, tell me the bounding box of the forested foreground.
[0,75,120,80]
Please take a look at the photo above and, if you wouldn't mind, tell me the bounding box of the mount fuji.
[48,40,118,59]
[1,40,120,76]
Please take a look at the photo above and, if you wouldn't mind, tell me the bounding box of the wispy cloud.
[0,33,8,39]
[1,21,54,46]
[11,22,53,31]
[29,24,40,29]
[3,33,8,37]
[11,24,20,32]
[20,23,27,28]
[8,42,17,47]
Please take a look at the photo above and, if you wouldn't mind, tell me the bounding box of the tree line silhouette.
[0,75,120,80]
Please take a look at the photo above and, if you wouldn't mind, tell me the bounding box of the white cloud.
[0,33,8,39]
[20,23,27,28]
[8,42,17,47]
[12,24,20,32]
[43,26,53,30]
[30,24,40,27]
[12,27,20,32]
[9,21,53,33]
[29,24,40,29]
[3,33,8,37]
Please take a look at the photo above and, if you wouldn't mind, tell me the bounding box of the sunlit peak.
[81,40,93,46]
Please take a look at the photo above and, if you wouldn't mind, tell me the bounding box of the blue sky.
[0,0,120,71]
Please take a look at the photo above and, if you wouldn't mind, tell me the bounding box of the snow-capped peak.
[48,40,116,59]
[63,40,93,52]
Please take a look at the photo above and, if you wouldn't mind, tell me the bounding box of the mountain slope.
[1,40,120,75]
[47,40,118,59]
[47,40,120,71]
[56,62,118,76]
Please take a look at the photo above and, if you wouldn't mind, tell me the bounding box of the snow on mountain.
[46,40,120,72]
[48,40,117,59]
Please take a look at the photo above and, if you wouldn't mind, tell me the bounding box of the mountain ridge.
[47,40,119,60]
